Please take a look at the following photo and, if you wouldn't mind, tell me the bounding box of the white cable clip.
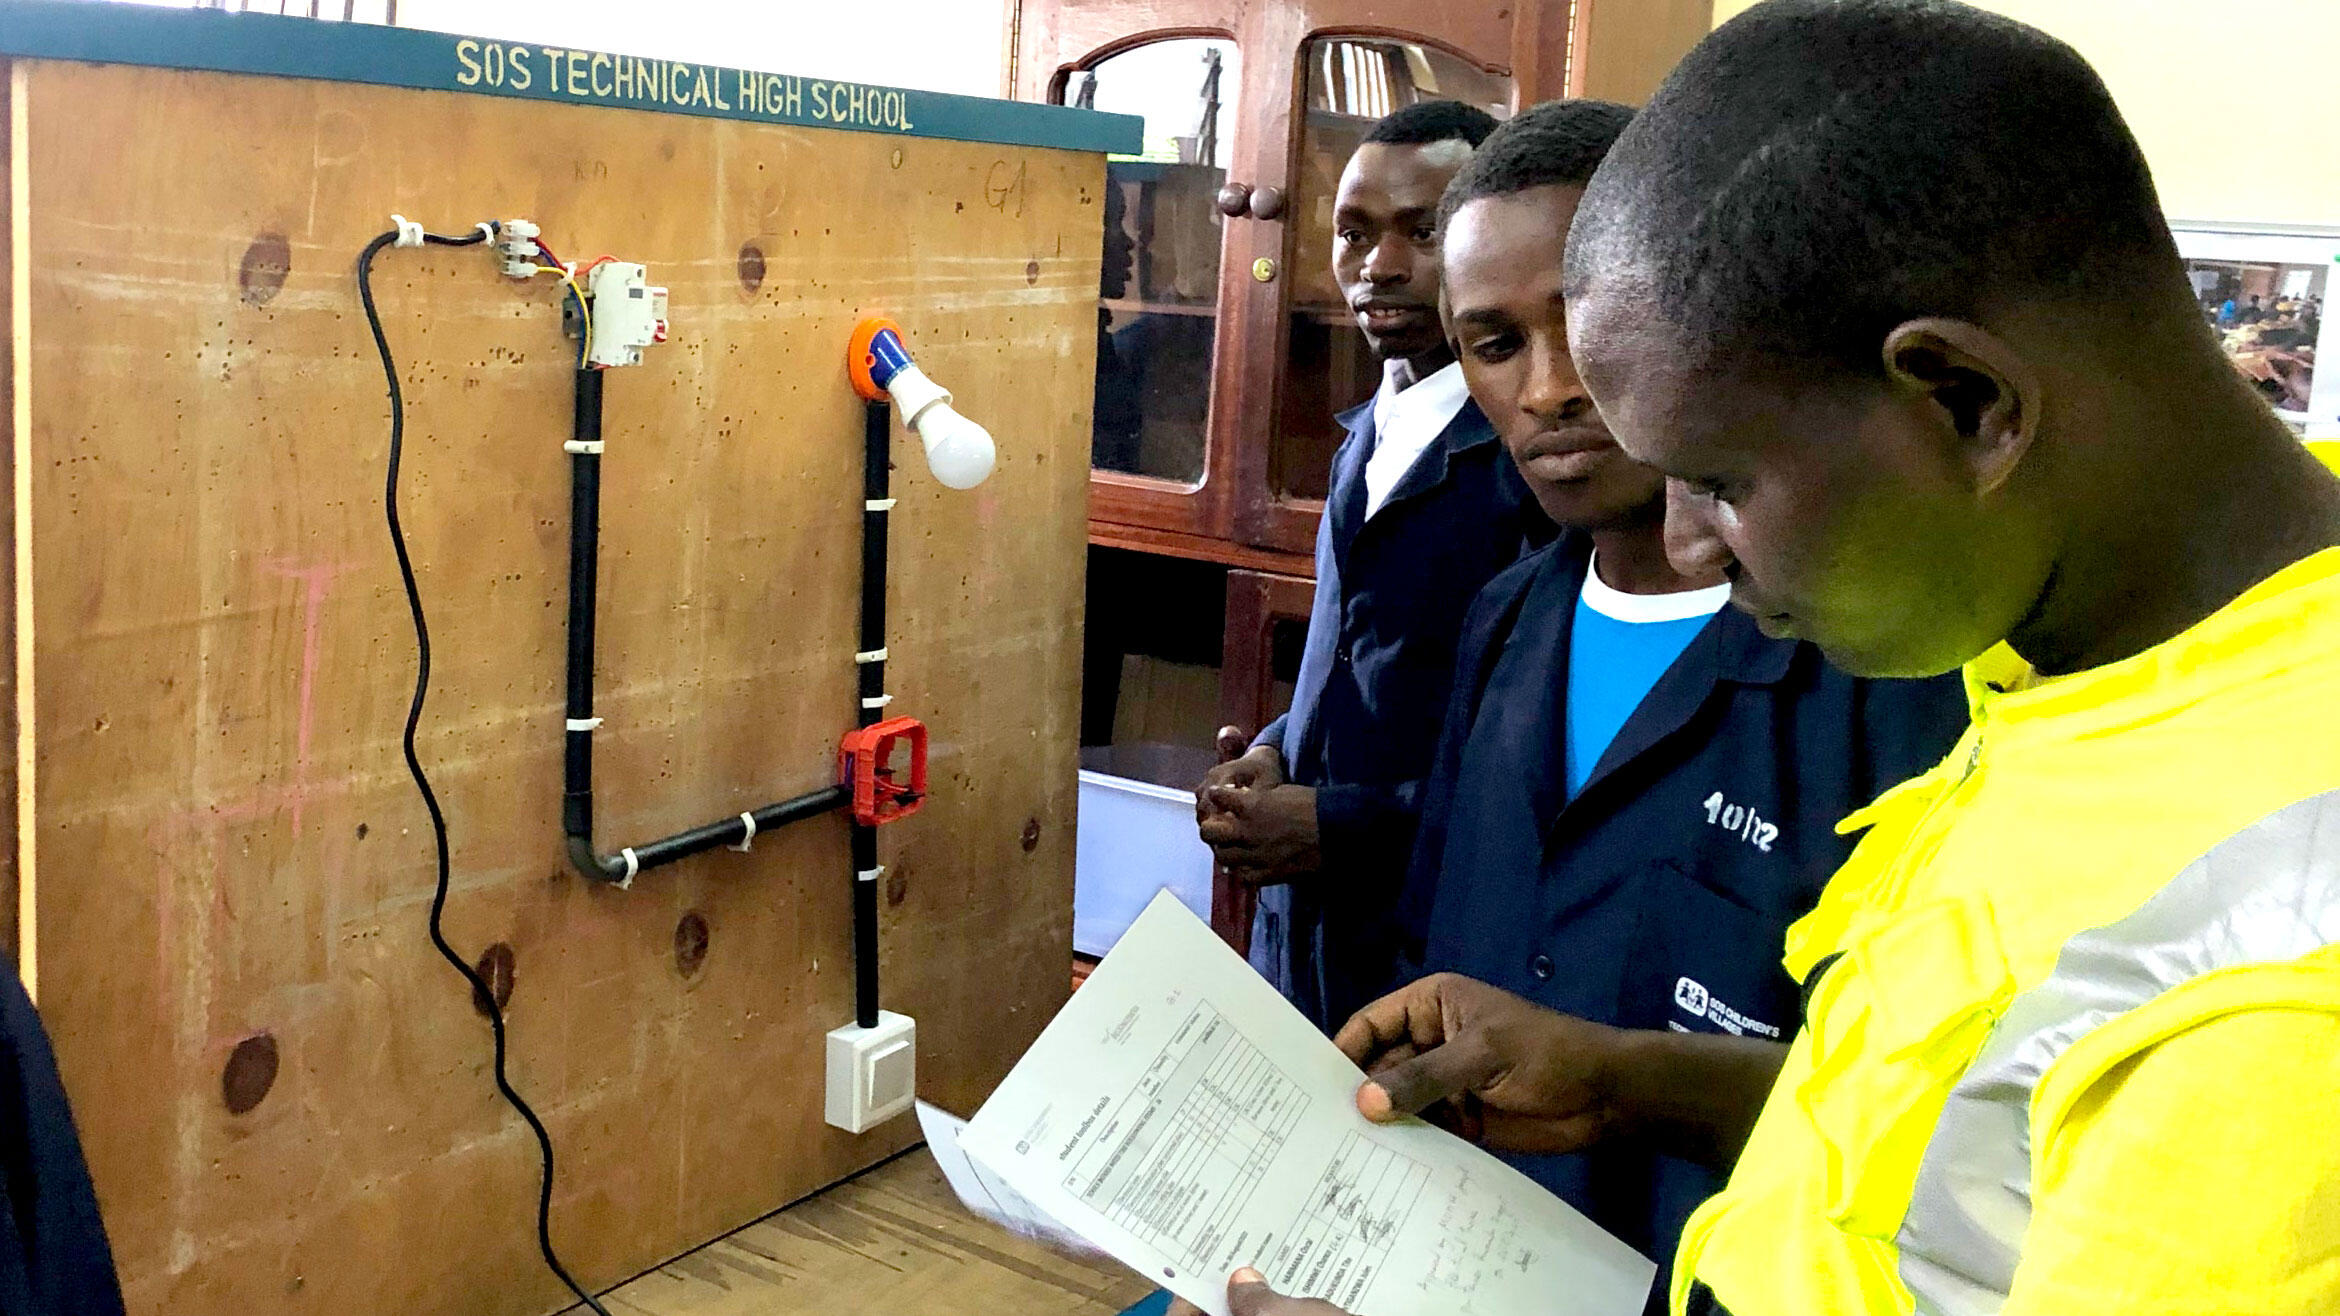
[857,866,885,884]
[729,812,758,853]
[562,440,606,455]
[854,647,889,664]
[864,498,897,513]
[565,716,603,732]
[476,220,497,242]
[617,847,640,889]
[861,694,893,710]
[390,214,426,248]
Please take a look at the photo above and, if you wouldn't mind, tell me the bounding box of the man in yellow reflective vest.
[1215,1,2340,1314]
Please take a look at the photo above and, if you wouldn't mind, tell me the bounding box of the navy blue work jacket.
[1400,535,1968,1301]
[1249,393,1548,1031]
[0,969,124,1316]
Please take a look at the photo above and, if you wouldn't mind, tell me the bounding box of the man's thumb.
[1216,726,1250,762]
[1226,1269,1274,1316]
[1357,1034,1501,1122]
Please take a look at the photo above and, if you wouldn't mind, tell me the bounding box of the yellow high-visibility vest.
[1675,443,2340,1315]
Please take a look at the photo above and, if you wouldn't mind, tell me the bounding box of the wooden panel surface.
[593,1150,1153,1316]
[1,57,20,967]
[20,59,1101,1316]
[1577,0,1713,104]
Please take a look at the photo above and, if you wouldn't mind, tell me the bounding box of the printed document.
[917,1099,1108,1260]
[955,892,1656,1316]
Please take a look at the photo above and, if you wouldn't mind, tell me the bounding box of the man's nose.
[1519,339,1594,424]
[1361,234,1413,286]
[1663,480,1737,578]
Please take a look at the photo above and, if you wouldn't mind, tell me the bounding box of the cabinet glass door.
[1250,37,1510,543]
[1069,39,1240,489]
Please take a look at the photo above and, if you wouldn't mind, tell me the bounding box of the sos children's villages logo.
[1674,976,1782,1040]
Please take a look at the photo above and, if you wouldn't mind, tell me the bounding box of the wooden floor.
[567,1151,1154,1316]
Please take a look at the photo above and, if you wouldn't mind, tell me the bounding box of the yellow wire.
[530,261,592,366]
[565,272,591,367]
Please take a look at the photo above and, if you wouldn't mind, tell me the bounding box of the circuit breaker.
[585,261,669,368]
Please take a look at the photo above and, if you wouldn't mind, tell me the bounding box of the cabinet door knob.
[1215,182,1254,217]
[1247,186,1286,221]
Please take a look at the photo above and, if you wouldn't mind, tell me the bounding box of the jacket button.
[1530,954,1556,981]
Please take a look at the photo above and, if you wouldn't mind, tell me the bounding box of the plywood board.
[1,56,22,967]
[594,1150,1153,1316]
[18,58,1100,1316]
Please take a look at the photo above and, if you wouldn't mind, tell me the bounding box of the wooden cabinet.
[1213,568,1316,954]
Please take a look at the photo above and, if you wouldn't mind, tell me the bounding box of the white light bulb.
[915,404,998,490]
[883,363,996,489]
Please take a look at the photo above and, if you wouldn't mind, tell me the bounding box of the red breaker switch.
[839,717,928,825]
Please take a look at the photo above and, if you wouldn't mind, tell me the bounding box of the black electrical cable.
[358,225,614,1316]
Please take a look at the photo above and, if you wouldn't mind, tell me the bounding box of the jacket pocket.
[1622,861,1801,1043]
[1793,895,2013,1240]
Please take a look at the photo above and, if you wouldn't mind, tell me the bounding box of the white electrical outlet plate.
[825,1010,915,1133]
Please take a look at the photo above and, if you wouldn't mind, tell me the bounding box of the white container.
[1075,744,1218,957]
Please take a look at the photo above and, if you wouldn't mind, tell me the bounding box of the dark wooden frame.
[1214,567,1315,952]
[1018,1,1561,571]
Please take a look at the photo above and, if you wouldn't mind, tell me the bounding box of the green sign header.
[0,0,1141,156]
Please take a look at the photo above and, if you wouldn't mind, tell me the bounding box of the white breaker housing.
[586,261,670,368]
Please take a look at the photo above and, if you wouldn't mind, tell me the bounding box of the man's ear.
[1880,318,2040,496]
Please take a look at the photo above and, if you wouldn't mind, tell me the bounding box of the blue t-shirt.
[1563,561,1731,799]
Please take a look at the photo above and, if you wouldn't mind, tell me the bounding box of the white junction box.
[825,1010,916,1133]
[584,261,669,368]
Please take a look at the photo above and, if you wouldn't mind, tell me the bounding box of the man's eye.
[1411,226,1437,243]
[1337,230,1367,247]
[1467,334,1521,364]
[1686,477,1737,504]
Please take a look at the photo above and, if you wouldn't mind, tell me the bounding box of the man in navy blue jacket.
[1396,101,1969,1311]
[1196,100,1548,1032]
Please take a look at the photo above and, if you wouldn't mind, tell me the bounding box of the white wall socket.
[824,1010,915,1134]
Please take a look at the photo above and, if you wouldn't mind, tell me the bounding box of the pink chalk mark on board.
[143,557,366,1038]
[261,558,358,837]
[147,776,360,1037]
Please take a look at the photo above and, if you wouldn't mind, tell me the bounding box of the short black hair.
[1362,99,1501,150]
[1436,99,1635,231]
[1569,0,2184,370]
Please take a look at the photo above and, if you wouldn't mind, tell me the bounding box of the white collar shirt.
[1362,359,1471,521]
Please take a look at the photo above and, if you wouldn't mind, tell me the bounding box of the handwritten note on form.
[957,891,1656,1316]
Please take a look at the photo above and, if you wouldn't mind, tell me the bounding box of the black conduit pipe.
[853,399,890,1028]
[560,368,865,887]
[561,368,625,882]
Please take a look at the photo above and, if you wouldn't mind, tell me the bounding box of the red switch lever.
[839,717,928,826]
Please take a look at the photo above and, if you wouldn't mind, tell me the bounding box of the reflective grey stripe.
[1898,787,2340,1316]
